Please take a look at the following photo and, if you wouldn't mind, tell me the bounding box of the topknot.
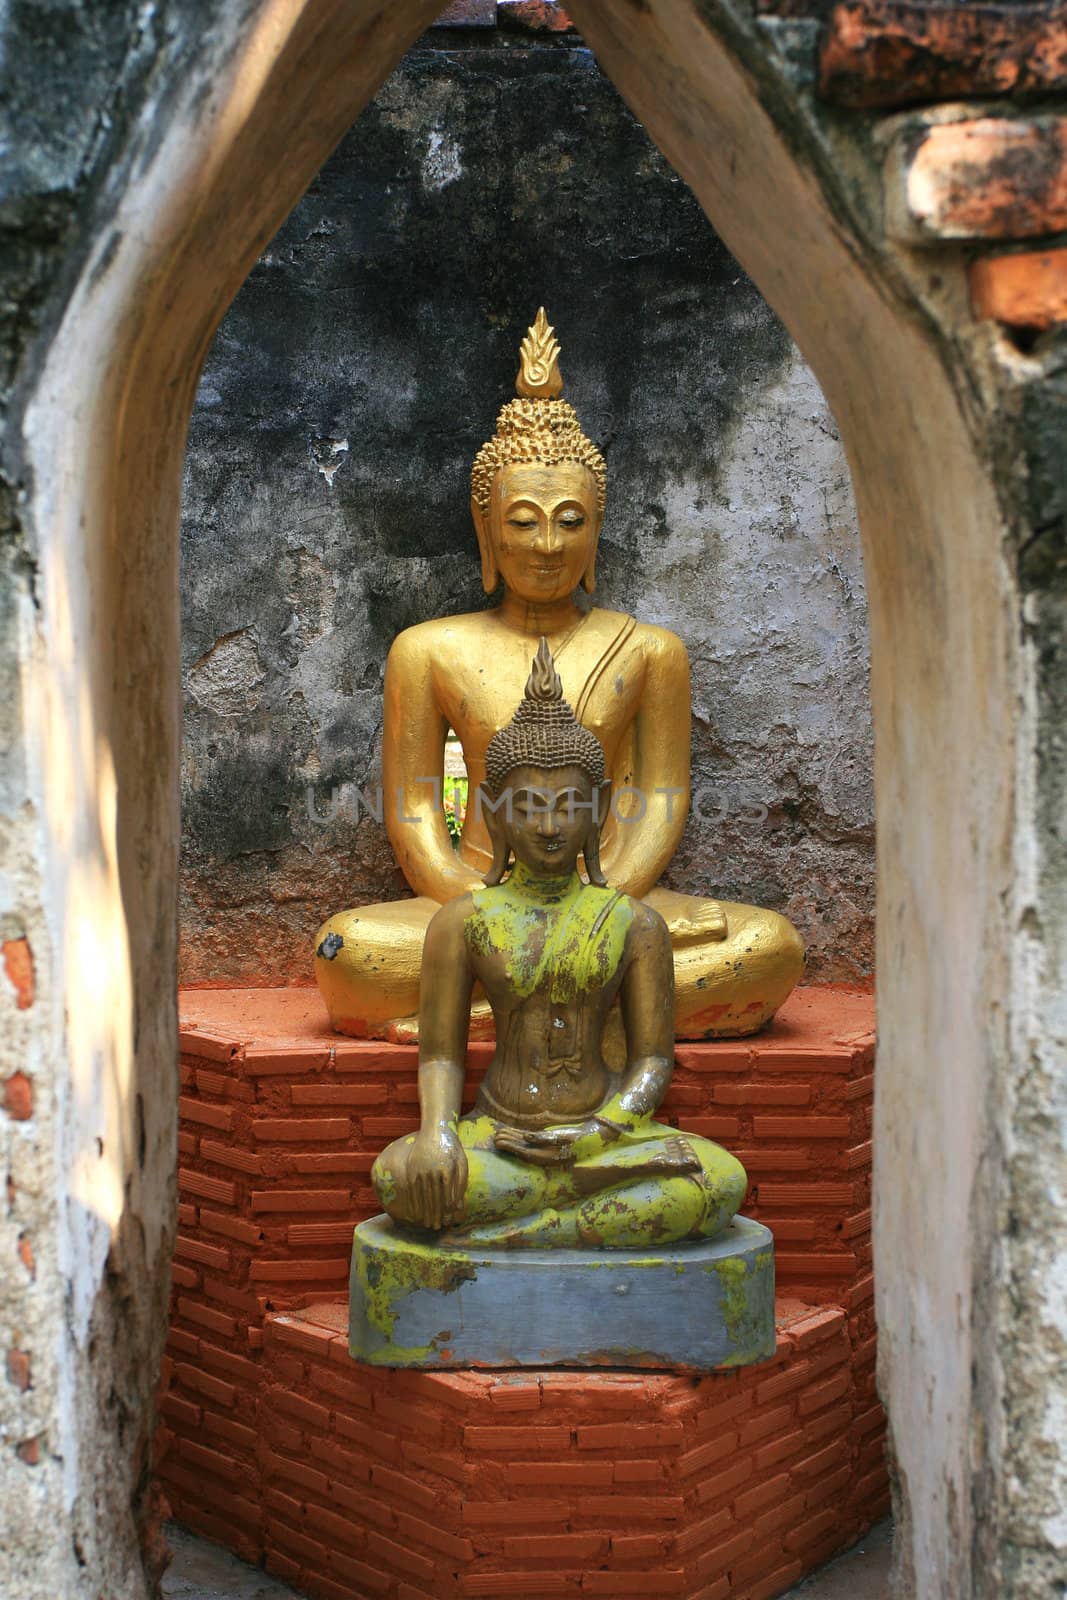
[484,638,606,797]
[470,310,607,515]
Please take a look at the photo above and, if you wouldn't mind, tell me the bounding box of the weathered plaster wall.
[178,37,872,987]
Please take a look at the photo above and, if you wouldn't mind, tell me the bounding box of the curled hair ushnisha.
[484,638,606,798]
[470,309,607,515]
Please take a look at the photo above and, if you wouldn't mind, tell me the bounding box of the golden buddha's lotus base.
[349,1213,776,1372]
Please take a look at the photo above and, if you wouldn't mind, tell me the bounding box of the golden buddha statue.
[371,641,747,1247]
[315,310,803,1040]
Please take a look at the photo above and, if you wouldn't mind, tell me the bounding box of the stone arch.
[16,2,1016,1595]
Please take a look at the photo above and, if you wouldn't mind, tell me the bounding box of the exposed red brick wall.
[157,986,882,1598]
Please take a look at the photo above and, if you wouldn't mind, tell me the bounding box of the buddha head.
[480,637,610,886]
[471,310,607,600]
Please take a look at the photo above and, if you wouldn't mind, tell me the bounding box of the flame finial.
[516,307,563,400]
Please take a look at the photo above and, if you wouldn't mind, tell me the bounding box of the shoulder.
[630,619,688,669]
[388,611,489,688]
[426,893,475,941]
[624,895,671,948]
[587,609,687,670]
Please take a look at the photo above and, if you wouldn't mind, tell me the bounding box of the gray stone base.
[348,1214,775,1372]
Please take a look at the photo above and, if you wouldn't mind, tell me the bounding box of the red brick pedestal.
[157,985,884,1600]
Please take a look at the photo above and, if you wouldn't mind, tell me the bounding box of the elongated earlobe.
[581,512,603,594]
[480,786,511,886]
[582,780,612,887]
[471,496,499,595]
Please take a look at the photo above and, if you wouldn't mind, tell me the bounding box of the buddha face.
[475,462,601,600]
[483,763,610,885]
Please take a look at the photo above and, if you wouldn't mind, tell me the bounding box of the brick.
[755,1427,809,1472]
[848,1140,873,1169]
[200,1140,262,1175]
[201,1276,262,1315]
[172,1362,236,1408]
[674,1505,734,1555]
[464,1498,570,1526]
[179,1095,233,1131]
[798,1369,851,1416]
[267,1520,331,1567]
[251,1188,349,1212]
[196,1341,261,1387]
[199,1208,264,1246]
[753,1115,850,1139]
[290,1150,377,1174]
[176,1437,241,1481]
[506,1460,613,1488]
[178,1169,237,1207]
[845,1072,874,1102]
[488,1377,541,1411]
[820,0,1067,111]
[734,1472,790,1521]
[170,1262,199,1290]
[254,1116,351,1141]
[243,1045,330,1075]
[3,1072,33,1120]
[579,1495,684,1521]
[776,1253,857,1279]
[308,1364,374,1412]
[713,1082,811,1106]
[696,1528,754,1580]
[752,1046,853,1075]
[576,1422,683,1450]
[783,1308,846,1350]
[393,1509,474,1562]
[251,1256,349,1283]
[361,1116,418,1138]
[844,1206,872,1239]
[436,0,496,25]
[677,1431,739,1477]
[174,1235,230,1271]
[366,1531,437,1584]
[612,1533,671,1560]
[176,1298,237,1339]
[785,1505,843,1553]
[292,1082,389,1106]
[195,1068,251,1100]
[177,1202,198,1227]
[161,1392,201,1428]
[791,1440,849,1483]
[804,1402,853,1449]
[694,1455,755,1507]
[673,1045,752,1073]
[167,1327,200,1358]
[849,1272,876,1308]
[274,1389,331,1430]
[2,938,34,1009]
[758,1184,853,1208]
[582,1574,684,1595]
[286,1221,355,1247]
[461,1575,579,1597]
[371,1463,443,1515]
[177,1131,198,1157]
[747,1560,805,1600]
[613,1457,664,1482]
[200,1409,258,1451]
[889,114,1067,245]
[731,1149,813,1172]
[738,1404,795,1447]
[464,1425,571,1451]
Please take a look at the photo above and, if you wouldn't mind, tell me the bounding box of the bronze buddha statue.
[370,640,748,1248]
[315,310,804,1040]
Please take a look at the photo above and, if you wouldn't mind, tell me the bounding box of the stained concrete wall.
[178,35,872,987]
